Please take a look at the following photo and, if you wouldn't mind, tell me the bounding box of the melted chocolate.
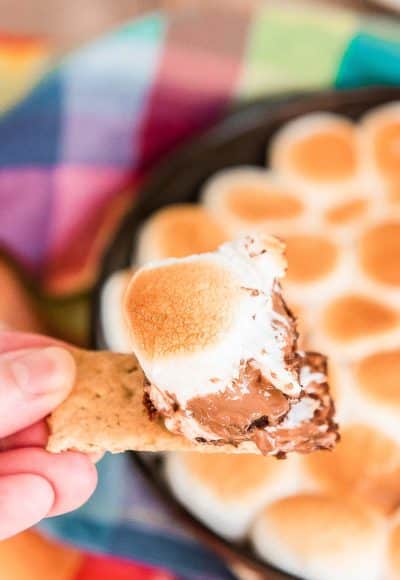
[186,361,290,440]
[143,280,339,456]
[144,351,339,456]
[253,353,338,455]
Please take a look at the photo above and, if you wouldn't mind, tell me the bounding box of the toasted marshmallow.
[316,293,400,361]
[360,102,400,182]
[201,167,304,236]
[134,204,229,265]
[125,234,337,455]
[269,113,361,200]
[324,197,369,226]
[280,229,350,308]
[126,234,297,401]
[358,219,400,288]
[322,293,398,343]
[351,349,400,445]
[284,232,339,285]
[251,494,386,580]
[165,452,298,540]
[101,270,133,353]
[303,423,400,515]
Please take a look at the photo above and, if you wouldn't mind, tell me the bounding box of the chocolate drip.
[186,360,291,440]
[144,352,339,457]
[253,352,339,455]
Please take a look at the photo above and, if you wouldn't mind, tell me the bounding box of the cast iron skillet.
[92,86,400,579]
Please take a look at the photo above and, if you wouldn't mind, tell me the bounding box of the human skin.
[0,331,98,540]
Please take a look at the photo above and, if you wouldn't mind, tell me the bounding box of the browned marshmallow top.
[125,235,337,456]
[125,260,240,358]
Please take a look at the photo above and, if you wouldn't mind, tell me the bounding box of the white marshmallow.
[125,235,302,414]
[101,270,133,353]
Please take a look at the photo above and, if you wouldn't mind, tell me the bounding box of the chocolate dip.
[187,360,291,440]
[144,351,338,457]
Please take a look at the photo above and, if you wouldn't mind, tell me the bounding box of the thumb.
[0,346,75,438]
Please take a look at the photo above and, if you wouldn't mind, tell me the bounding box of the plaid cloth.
[1,3,400,579]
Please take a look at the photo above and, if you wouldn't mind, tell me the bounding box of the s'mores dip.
[124,233,338,457]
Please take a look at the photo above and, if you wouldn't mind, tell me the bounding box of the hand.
[0,331,98,540]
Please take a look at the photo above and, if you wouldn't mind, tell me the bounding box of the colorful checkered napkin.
[1,3,400,579]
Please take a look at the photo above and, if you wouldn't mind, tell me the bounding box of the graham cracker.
[47,348,257,454]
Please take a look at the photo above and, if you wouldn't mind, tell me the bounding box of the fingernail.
[9,347,76,397]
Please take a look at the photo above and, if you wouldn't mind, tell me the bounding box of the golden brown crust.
[359,221,400,286]
[124,261,240,359]
[372,121,400,180]
[146,204,228,259]
[285,234,338,283]
[226,185,303,221]
[322,294,398,341]
[287,124,358,181]
[355,350,400,406]
[325,198,368,225]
